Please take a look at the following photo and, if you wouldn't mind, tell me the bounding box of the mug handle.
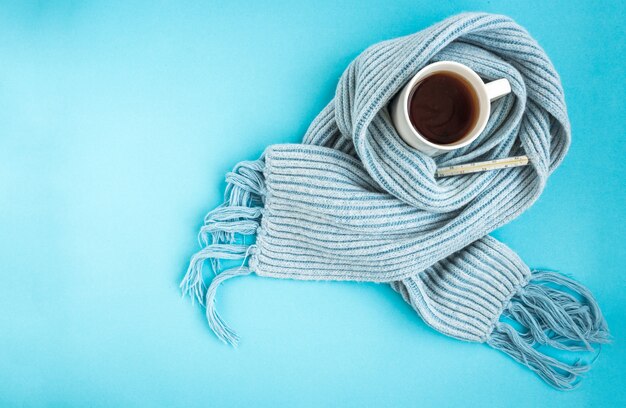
[485,78,511,101]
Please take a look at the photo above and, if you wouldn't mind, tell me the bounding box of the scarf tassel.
[488,271,610,389]
[204,266,253,346]
[180,159,265,344]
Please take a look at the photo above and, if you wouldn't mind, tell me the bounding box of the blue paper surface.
[1,1,624,406]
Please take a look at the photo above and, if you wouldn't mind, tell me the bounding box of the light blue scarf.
[181,12,609,389]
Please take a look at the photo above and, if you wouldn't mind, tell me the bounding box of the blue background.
[1,1,624,406]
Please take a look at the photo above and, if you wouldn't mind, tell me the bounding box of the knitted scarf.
[181,12,609,389]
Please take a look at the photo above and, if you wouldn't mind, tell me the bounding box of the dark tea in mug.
[408,72,479,145]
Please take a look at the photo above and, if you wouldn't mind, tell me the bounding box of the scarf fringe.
[488,271,610,390]
[205,266,253,346]
[181,159,265,341]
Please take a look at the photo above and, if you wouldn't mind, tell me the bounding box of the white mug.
[390,61,511,156]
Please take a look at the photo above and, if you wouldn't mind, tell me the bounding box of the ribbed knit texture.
[181,13,609,390]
